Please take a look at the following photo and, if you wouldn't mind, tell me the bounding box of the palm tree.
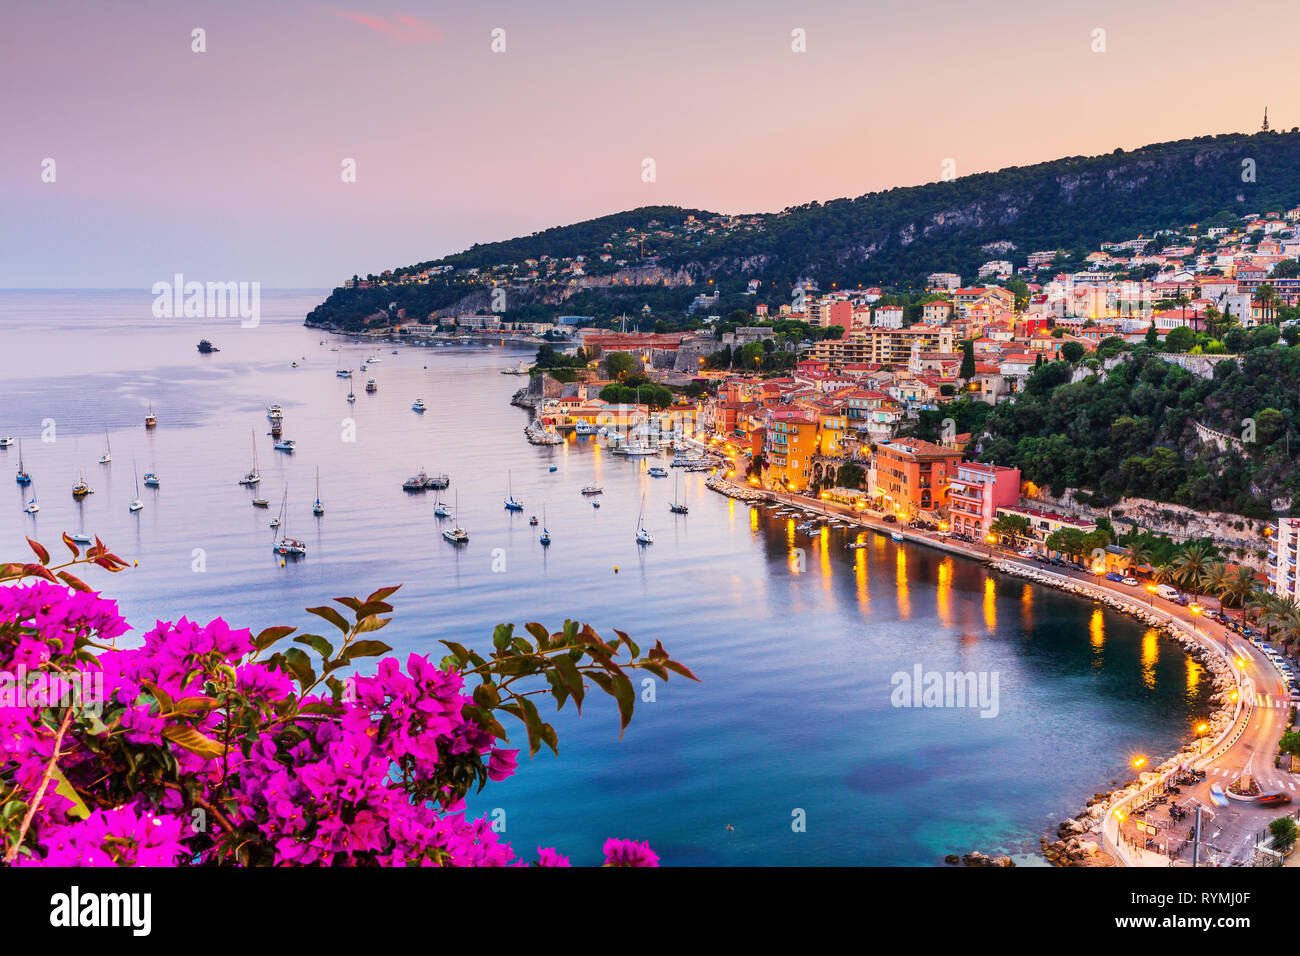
[1198,562,1231,614]
[1173,543,1211,601]
[1152,563,1176,586]
[1126,541,1156,576]
[1219,567,1257,624]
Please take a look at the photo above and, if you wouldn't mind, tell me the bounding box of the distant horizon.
[5,0,1297,288]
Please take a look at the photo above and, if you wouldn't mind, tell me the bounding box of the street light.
[1132,756,1146,771]
[985,533,996,556]
[1145,583,1156,606]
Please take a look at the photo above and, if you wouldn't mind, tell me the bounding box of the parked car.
[1156,584,1180,601]
[1104,572,1124,583]
[1174,595,1190,606]
[1258,792,1292,807]
[1121,576,1140,586]
[882,514,897,523]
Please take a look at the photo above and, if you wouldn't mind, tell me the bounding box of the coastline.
[699,471,1240,866]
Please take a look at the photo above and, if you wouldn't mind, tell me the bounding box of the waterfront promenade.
[713,473,1294,866]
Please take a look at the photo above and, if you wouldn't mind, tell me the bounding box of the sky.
[2,0,1297,288]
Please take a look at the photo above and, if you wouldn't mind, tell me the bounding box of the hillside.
[307,131,1300,329]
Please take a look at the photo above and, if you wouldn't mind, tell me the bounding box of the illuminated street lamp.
[985,533,996,556]
[1145,583,1156,606]
[1189,604,1202,633]
[1132,756,1146,771]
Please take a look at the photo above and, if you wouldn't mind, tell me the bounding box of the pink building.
[948,462,1021,538]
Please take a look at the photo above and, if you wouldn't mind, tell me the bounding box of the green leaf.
[163,725,226,760]
[344,640,392,661]
[49,765,90,821]
[612,673,635,738]
[172,696,219,716]
[355,615,390,633]
[294,633,335,660]
[473,683,501,708]
[492,623,514,651]
[524,622,550,650]
[306,605,351,634]
[553,654,585,713]
[254,625,296,650]
[282,647,316,690]
[365,585,402,604]
[518,696,545,757]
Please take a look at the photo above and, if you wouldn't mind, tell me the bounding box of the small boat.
[128,458,143,512]
[647,467,668,478]
[267,404,283,420]
[623,443,656,456]
[433,499,452,518]
[504,470,523,511]
[573,421,595,435]
[795,522,813,532]
[425,473,450,489]
[98,427,112,464]
[273,438,296,452]
[252,496,269,508]
[15,439,31,485]
[539,507,551,546]
[359,363,367,372]
[635,495,653,544]
[367,355,381,364]
[392,350,398,355]
[197,339,219,353]
[145,405,157,428]
[336,369,352,378]
[529,515,539,526]
[581,485,603,496]
[144,471,159,487]
[0,437,13,447]
[365,379,377,393]
[403,469,430,491]
[72,464,92,499]
[593,500,601,509]
[848,541,870,550]
[272,489,306,555]
[549,465,557,472]
[347,380,356,403]
[500,360,529,376]
[69,532,92,544]
[442,491,468,543]
[23,496,38,514]
[891,532,904,542]
[669,474,688,514]
[238,429,262,484]
[412,399,427,412]
[291,362,298,367]
[312,467,324,516]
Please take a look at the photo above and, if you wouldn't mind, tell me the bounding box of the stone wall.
[1026,489,1272,570]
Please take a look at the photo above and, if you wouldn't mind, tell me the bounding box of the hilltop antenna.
[1262,107,1271,133]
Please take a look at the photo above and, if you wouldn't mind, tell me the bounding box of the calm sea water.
[0,290,1212,866]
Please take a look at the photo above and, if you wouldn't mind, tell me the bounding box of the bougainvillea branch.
[0,536,695,867]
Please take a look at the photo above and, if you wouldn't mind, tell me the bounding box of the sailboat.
[98,427,112,464]
[313,467,324,516]
[347,379,356,403]
[144,405,157,428]
[442,490,468,543]
[144,468,160,487]
[128,458,143,512]
[23,492,38,514]
[273,488,306,555]
[72,445,92,499]
[669,473,689,514]
[504,470,523,511]
[15,439,31,485]
[238,428,261,485]
[539,506,551,546]
[635,495,653,544]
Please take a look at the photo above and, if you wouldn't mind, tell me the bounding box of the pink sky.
[2,0,1296,287]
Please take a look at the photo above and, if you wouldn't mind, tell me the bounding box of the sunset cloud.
[333,10,443,44]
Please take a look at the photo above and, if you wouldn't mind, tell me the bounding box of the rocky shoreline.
[990,560,1238,866]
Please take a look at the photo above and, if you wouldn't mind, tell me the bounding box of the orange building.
[871,437,963,518]
[762,409,819,492]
